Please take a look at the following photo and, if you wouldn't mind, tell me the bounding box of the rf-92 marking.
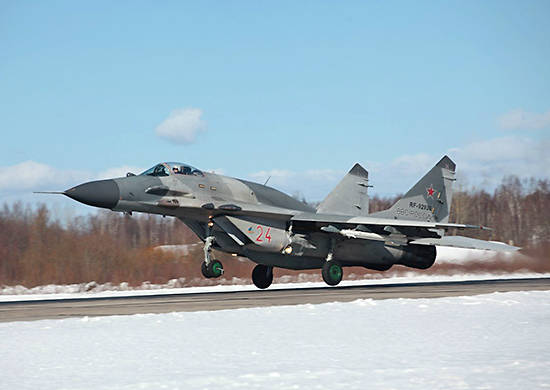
[38,157,518,289]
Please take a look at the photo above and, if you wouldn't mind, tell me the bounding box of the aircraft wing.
[291,212,490,231]
[290,212,519,251]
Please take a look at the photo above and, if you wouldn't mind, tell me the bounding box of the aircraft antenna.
[263,176,271,186]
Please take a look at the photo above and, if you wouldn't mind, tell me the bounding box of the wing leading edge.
[292,212,490,231]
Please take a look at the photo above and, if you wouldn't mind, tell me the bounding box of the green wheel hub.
[207,259,223,278]
[322,260,343,286]
[329,264,342,280]
[211,261,222,277]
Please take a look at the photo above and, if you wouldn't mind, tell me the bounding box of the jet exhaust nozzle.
[64,179,120,209]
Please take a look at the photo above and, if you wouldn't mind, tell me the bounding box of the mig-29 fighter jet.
[41,156,518,289]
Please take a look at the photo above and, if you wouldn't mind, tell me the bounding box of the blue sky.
[1,1,549,212]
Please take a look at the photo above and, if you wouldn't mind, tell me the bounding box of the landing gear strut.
[201,236,224,278]
[252,264,273,289]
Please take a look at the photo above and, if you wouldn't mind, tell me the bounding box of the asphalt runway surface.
[1,277,549,322]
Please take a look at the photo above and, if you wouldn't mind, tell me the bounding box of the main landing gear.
[201,236,224,278]
[322,239,343,286]
[322,260,343,286]
[252,264,273,289]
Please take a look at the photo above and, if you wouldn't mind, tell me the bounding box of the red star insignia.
[426,185,435,197]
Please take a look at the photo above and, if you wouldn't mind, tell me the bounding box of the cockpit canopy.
[140,162,204,177]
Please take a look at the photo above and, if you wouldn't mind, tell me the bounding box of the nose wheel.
[201,236,224,279]
[201,259,223,278]
[252,264,273,289]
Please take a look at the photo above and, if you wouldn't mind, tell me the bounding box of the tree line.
[1,176,548,288]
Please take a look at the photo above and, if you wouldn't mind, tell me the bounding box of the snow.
[1,272,549,302]
[2,291,550,389]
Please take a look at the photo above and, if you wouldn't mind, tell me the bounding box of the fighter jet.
[40,156,518,289]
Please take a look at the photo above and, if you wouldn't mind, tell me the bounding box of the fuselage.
[62,161,443,276]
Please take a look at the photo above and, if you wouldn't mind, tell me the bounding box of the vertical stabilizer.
[317,163,370,216]
[370,156,456,222]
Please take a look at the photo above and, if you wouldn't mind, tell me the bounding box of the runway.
[1,277,549,322]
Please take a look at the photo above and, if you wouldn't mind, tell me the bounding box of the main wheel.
[201,261,211,278]
[252,264,273,289]
[322,260,343,286]
[207,259,224,278]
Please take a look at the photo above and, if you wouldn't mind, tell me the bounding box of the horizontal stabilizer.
[411,236,520,252]
[317,163,370,216]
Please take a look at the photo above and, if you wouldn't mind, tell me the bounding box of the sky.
[1,1,549,214]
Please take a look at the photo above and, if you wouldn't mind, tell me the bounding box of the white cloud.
[248,157,450,200]
[155,108,206,144]
[498,109,550,130]
[0,161,90,193]
[0,162,145,195]
[250,169,349,184]
[377,136,549,193]
[3,134,548,207]
[0,162,150,214]
[249,169,295,182]
[249,168,346,200]
[388,153,435,176]
[447,136,549,188]
[247,136,550,200]
[96,165,145,180]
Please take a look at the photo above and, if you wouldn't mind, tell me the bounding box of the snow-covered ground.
[2,291,549,389]
[1,272,549,302]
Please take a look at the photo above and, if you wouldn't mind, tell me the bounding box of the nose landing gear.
[201,236,224,278]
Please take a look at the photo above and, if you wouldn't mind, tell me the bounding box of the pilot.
[172,166,180,174]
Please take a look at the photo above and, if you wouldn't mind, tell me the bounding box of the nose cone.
[65,179,120,209]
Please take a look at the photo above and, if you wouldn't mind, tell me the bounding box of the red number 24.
[256,226,272,243]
